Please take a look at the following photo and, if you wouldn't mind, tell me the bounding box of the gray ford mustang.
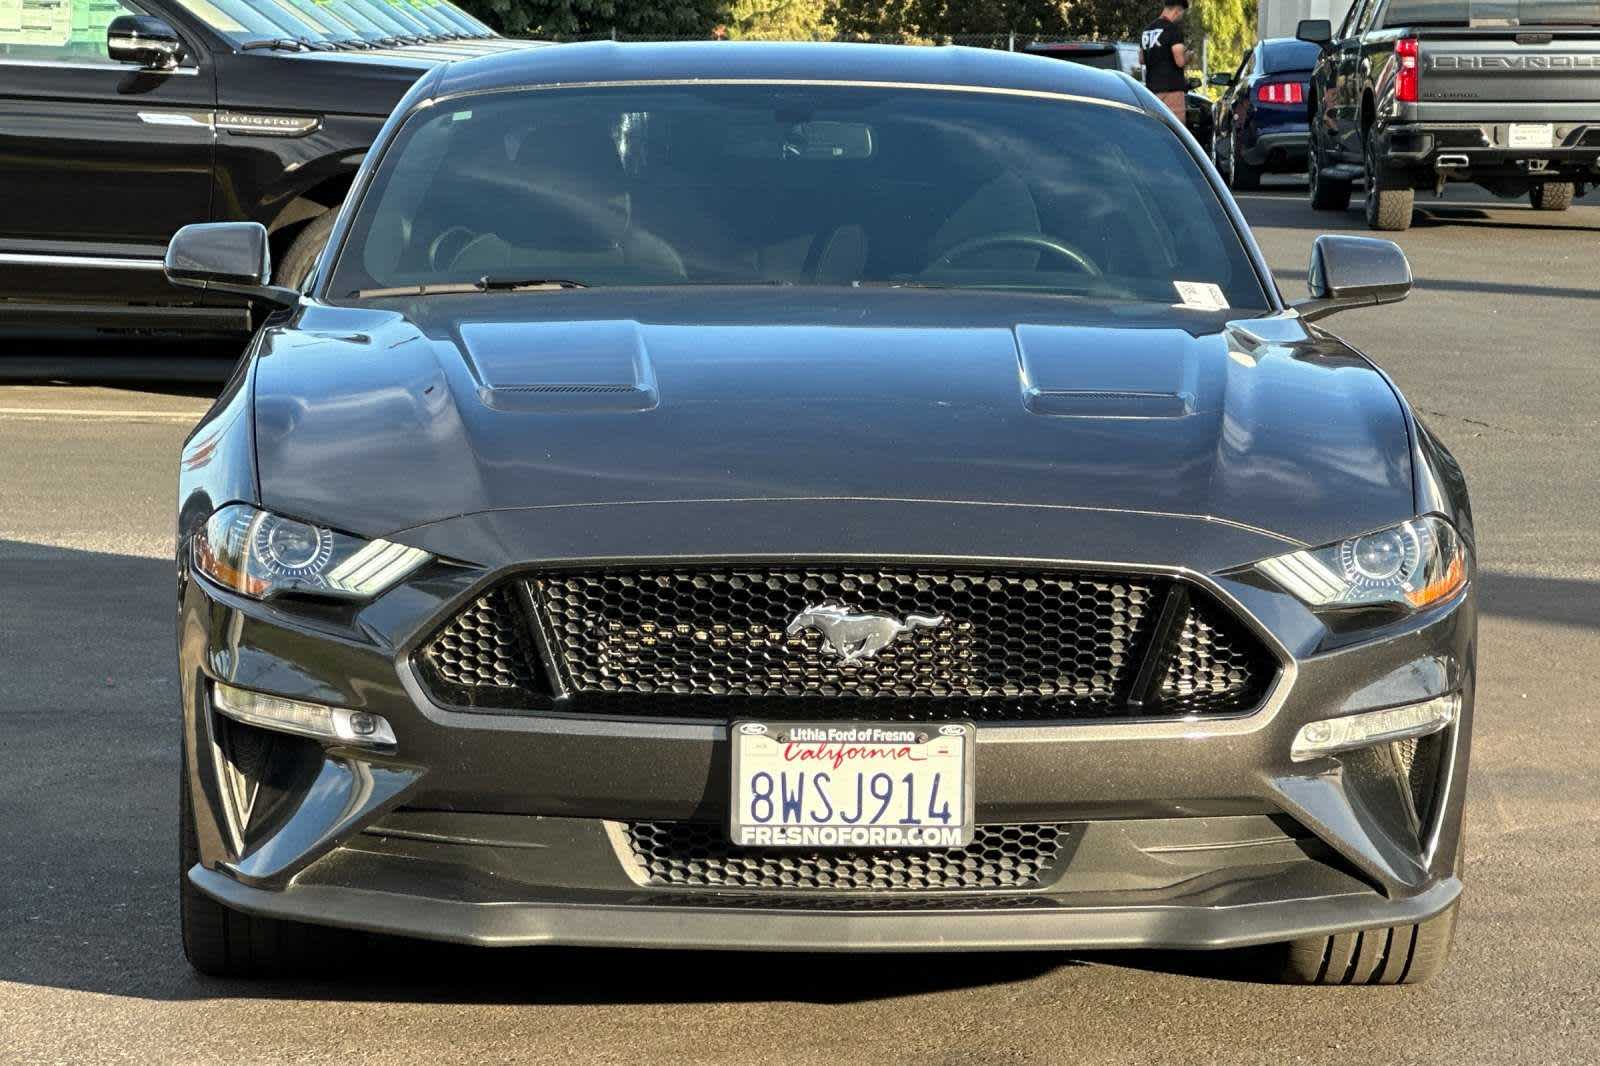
[172,41,1474,984]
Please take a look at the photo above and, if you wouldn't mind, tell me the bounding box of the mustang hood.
[252,291,1414,557]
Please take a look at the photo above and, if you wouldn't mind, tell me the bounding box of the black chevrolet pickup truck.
[0,0,536,332]
[1299,0,1600,229]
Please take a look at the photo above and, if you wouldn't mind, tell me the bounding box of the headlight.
[1257,515,1468,611]
[192,504,430,600]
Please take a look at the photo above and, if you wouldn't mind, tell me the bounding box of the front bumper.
[180,502,1475,952]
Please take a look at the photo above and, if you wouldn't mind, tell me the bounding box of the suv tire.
[1280,900,1458,985]
[180,753,357,977]
[1363,135,1413,231]
[274,210,338,291]
[1529,182,1575,211]
[1308,132,1352,211]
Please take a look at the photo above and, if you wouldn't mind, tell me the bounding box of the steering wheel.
[927,231,1102,277]
[427,226,477,273]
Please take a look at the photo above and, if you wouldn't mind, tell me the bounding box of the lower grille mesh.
[622,821,1067,891]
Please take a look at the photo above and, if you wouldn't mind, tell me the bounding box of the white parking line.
[0,406,202,423]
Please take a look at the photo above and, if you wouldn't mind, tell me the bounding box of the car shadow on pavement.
[1,545,1592,1005]
[1412,206,1600,233]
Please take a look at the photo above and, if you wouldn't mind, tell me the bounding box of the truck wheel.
[274,211,338,291]
[1363,136,1413,231]
[1279,901,1458,985]
[1529,182,1574,211]
[1308,137,1352,211]
[179,753,355,977]
[1230,139,1262,191]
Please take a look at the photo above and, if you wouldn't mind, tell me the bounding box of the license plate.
[730,721,976,848]
[1509,123,1554,149]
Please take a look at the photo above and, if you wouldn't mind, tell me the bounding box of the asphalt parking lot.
[3,182,1598,1065]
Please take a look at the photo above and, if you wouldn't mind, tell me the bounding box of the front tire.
[1279,901,1458,985]
[273,210,338,291]
[1308,130,1352,211]
[1363,134,1414,231]
[1530,182,1575,211]
[179,754,354,977]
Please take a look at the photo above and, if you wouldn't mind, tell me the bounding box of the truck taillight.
[1255,82,1305,105]
[1396,38,1420,103]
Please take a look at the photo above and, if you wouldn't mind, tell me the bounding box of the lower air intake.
[620,821,1067,891]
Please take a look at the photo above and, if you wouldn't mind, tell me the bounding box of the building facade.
[1259,0,1357,41]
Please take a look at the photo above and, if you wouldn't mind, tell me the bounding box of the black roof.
[430,41,1146,109]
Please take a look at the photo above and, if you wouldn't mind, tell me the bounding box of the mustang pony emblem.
[786,604,947,663]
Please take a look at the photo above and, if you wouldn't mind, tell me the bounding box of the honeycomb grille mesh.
[415,567,1275,721]
[414,587,547,709]
[622,821,1066,891]
[1158,600,1274,715]
[534,567,1161,721]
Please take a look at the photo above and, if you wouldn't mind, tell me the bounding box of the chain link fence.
[534,32,1123,51]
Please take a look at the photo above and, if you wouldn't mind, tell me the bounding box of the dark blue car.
[1209,37,1320,190]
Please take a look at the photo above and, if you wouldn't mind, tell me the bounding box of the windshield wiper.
[477,276,588,290]
[239,37,309,51]
[352,277,588,298]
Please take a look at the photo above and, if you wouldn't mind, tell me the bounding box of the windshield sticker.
[1173,281,1230,311]
[0,0,71,46]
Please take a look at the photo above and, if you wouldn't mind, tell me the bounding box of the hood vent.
[1015,324,1198,418]
[459,319,659,412]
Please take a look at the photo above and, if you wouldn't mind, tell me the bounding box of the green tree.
[823,0,1147,41]
[725,0,831,39]
[1188,0,1257,81]
[460,0,730,38]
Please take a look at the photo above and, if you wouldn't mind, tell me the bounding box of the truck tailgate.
[1421,29,1600,103]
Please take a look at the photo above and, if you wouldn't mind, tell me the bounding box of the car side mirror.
[107,14,186,71]
[1208,72,1234,87]
[165,222,298,309]
[1296,18,1334,48]
[1293,235,1411,323]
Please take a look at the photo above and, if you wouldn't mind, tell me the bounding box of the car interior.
[338,85,1267,308]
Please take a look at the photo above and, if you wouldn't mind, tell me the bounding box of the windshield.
[174,0,488,43]
[328,84,1267,310]
[1383,0,1600,25]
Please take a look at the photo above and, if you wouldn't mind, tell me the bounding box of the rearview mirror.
[1296,18,1334,47]
[1208,72,1234,87]
[1293,235,1411,323]
[1186,76,1202,91]
[107,14,186,71]
[165,222,298,310]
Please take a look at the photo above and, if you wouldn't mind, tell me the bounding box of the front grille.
[622,821,1067,892]
[1158,600,1273,715]
[414,565,1277,722]
[414,587,549,710]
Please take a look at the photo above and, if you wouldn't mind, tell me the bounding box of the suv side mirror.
[1294,235,1411,322]
[165,222,298,309]
[1296,18,1334,47]
[1208,72,1234,87]
[107,14,186,71]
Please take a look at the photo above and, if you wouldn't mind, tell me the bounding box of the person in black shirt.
[1140,0,1189,119]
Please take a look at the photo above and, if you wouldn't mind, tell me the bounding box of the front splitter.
[190,866,1461,953]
